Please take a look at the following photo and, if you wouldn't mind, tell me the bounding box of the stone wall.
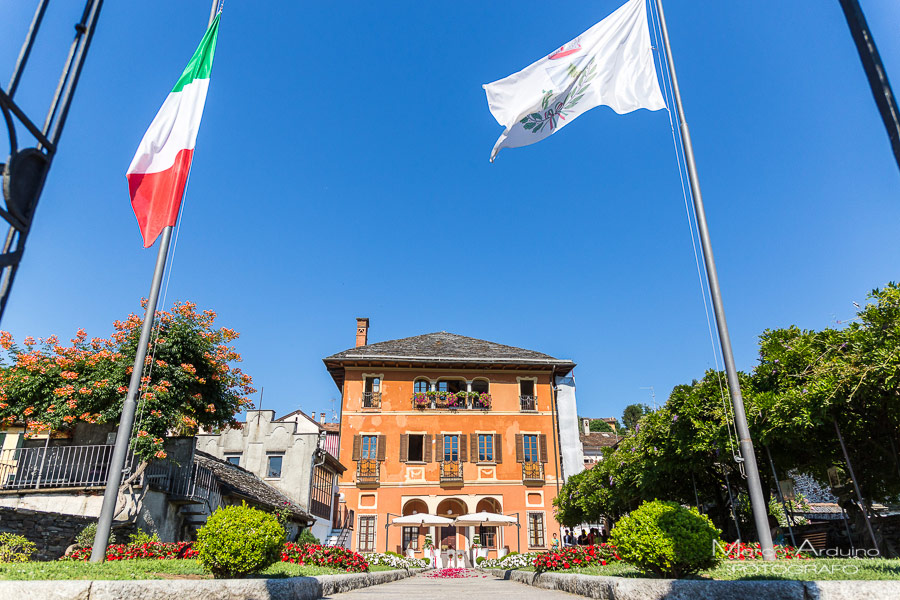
[0,506,133,560]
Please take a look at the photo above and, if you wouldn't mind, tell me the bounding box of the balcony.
[361,391,381,409]
[519,395,537,411]
[0,444,136,491]
[356,459,379,487]
[440,460,463,487]
[411,392,492,410]
[522,461,544,485]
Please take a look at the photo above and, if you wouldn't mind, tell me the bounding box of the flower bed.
[722,542,810,561]
[363,552,429,569]
[281,543,369,573]
[64,542,197,562]
[533,544,620,572]
[478,551,542,569]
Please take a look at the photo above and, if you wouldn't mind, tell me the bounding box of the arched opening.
[413,379,429,393]
[475,497,502,550]
[435,497,467,550]
[476,497,501,513]
[402,498,428,516]
[471,379,489,394]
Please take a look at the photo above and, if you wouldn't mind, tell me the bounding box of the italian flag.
[127,14,220,248]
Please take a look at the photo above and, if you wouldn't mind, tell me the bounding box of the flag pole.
[653,0,776,560]
[90,2,219,563]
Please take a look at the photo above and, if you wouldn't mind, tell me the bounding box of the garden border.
[0,566,428,599]
[482,567,900,600]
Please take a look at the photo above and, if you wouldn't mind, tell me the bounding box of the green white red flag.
[127,14,219,247]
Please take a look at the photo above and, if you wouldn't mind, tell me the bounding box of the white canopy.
[453,512,519,527]
[390,514,455,526]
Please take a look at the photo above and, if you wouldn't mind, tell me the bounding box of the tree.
[622,403,651,431]
[0,300,255,459]
[589,419,614,433]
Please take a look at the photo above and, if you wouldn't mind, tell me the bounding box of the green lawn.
[512,559,900,581]
[0,560,399,581]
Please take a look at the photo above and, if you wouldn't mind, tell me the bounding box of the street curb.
[482,567,900,600]
[0,567,427,600]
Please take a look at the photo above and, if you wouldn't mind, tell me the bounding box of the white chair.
[498,547,509,559]
[433,549,443,569]
[405,547,415,560]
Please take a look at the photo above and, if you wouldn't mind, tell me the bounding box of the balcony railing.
[440,460,463,485]
[362,391,381,409]
[356,459,379,486]
[519,395,537,411]
[0,444,137,491]
[522,461,544,484]
[145,460,221,510]
[411,392,491,410]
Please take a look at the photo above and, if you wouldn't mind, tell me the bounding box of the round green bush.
[196,503,286,578]
[475,556,486,565]
[609,500,724,578]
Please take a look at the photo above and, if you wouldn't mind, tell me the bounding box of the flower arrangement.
[473,393,491,409]
[64,541,198,561]
[281,543,369,573]
[364,552,430,569]
[434,391,451,408]
[423,534,434,550]
[472,534,481,548]
[412,392,429,408]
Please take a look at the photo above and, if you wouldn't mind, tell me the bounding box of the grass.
[512,558,900,581]
[0,560,400,581]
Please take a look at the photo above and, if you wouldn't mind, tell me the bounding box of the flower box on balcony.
[434,391,451,408]
[412,392,429,409]
[472,393,492,410]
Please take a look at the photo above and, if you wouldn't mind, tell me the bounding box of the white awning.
[390,514,455,526]
[452,512,519,526]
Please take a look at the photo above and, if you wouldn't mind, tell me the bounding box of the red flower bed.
[533,544,620,572]
[64,541,197,561]
[721,542,810,560]
[281,543,369,573]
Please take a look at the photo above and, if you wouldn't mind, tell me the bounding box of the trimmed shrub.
[610,500,723,578]
[475,556,486,565]
[0,533,36,563]
[75,523,119,548]
[296,528,319,546]
[196,504,286,578]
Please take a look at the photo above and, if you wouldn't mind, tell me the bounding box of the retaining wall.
[0,506,97,561]
[0,567,425,600]
[484,567,900,600]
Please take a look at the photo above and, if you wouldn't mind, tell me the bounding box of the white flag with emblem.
[484,0,665,161]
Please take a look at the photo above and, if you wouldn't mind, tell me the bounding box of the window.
[523,434,539,463]
[358,515,376,552]
[225,453,241,466]
[471,380,489,394]
[310,465,333,519]
[478,434,494,462]
[402,526,419,550]
[408,434,425,462]
[365,377,381,394]
[437,380,464,393]
[479,525,497,548]
[528,512,546,548]
[363,377,381,408]
[267,454,283,478]
[414,380,429,393]
[443,434,459,462]
[361,435,378,459]
[520,380,535,396]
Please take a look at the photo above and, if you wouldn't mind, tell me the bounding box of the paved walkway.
[324,569,575,599]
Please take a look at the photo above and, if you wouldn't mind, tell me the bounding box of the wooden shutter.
[459,435,468,462]
[470,435,479,462]
[400,434,409,462]
[436,434,444,461]
[377,435,387,461]
[539,434,548,463]
[494,434,503,464]
[352,435,361,461]
[515,434,524,463]
[424,434,433,462]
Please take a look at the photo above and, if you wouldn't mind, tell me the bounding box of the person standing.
[563,529,575,546]
[551,532,561,550]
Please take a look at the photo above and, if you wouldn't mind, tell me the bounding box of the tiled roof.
[193,450,312,522]
[580,432,621,449]
[322,423,340,432]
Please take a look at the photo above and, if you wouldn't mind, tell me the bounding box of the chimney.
[319,412,327,424]
[356,317,369,347]
[582,418,590,435]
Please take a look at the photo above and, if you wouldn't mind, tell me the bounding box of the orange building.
[323,318,576,558]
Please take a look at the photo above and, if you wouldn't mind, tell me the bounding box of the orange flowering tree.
[0,301,255,459]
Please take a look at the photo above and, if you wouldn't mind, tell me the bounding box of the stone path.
[323,569,577,599]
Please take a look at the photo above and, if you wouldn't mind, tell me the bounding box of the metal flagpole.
[90,1,220,563]
[90,226,173,562]
[653,0,776,560]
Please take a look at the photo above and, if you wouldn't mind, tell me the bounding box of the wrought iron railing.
[519,395,537,411]
[362,391,381,409]
[0,444,137,491]
[411,392,492,410]
[356,459,379,485]
[145,460,221,512]
[522,461,544,483]
[440,460,463,484]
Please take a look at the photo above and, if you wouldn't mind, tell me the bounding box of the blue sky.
[2,1,898,424]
